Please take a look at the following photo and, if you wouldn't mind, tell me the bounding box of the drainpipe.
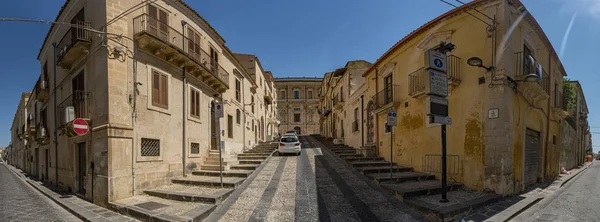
[361,95,364,147]
[544,52,552,179]
[131,39,138,195]
[52,42,59,186]
[181,20,187,177]
[242,78,247,151]
[374,67,379,155]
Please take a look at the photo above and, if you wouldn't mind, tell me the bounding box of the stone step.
[172,175,245,188]
[337,153,364,158]
[144,185,234,204]
[342,156,385,162]
[111,195,216,222]
[237,156,267,160]
[238,160,264,165]
[380,180,464,199]
[200,165,226,171]
[330,147,354,151]
[403,189,502,219]
[351,161,396,168]
[192,170,253,178]
[204,160,230,166]
[230,164,259,170]
[205,157,238,162]
[332,149,357,154]
[365,172,433,183]
[356,166,413,174]
[237,153,272,157]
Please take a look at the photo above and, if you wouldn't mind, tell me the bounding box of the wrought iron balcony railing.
[373,85,401,109]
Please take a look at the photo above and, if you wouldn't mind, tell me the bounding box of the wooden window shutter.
[190,88,196,116]
[152,71,159,105]
[160,74,168,107]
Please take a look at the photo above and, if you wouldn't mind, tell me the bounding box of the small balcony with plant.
[514,52,550,100]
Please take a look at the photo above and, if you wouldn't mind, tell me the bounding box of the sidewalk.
[479,161,593,222]
[4,164,137,222]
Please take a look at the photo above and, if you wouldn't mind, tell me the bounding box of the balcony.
[57,90,89,136]
[37,78,49,102]
[447,55,462,86]
[133,14,229,93]
[36,124,50,145]
[409,68,426,98]
[56,21,92,70]
[373,85,401,111]
[264,93,274,105]
[333,94,344,109]
[551,91,569,120]
[515,52,550,101]
[27,113,36,134]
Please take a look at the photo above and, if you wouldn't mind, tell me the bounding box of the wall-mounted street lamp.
[467,57,494,72]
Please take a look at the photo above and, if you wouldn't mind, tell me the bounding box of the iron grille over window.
[191,143,200,154]
[141,138,160,156]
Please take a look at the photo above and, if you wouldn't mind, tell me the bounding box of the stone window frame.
[293,88,301,99]
[147,65,172,115]
[137,136,163,162]
[307,88,313,99]
[280,89,286,99]
[294,113,301,122]
[236,109,241,125]
[235,78,241,102]
[187,84,202,123]
[188,138,204,158]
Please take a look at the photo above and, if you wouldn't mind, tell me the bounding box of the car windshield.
[280,137,298,143]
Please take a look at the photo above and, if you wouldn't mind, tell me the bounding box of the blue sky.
[0,0,598,152]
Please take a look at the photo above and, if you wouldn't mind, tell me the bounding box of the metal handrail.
[373,85,401,109]
[56,21,91,64]
[409,68,426,96]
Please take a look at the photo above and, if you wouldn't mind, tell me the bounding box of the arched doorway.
[366,101,375,144]
[294,126,301,135]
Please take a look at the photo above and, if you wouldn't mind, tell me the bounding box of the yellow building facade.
[357,0,567,195]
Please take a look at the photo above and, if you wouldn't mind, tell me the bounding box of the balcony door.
[72,71,85,118]
[71,9,85,42]
[187,28,201,62]
[384,75,393,104]
[148,5,169,42]
[210,47,219,72]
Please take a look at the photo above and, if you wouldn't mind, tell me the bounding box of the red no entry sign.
[72,118,89,135]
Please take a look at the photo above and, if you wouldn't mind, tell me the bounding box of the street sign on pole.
[215,102,224,119]
[72,118,89,136]
[425,49,448,72]
[387,109,397,126]
[426,95,449,117]
[425,69,449,97]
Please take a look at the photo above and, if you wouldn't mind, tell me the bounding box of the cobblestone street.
[209,136,425,222]
[0,162,81,222]
[516,161,600,222]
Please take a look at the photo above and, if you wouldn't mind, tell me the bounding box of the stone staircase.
[111,141,278,221]
[311,135,501,220]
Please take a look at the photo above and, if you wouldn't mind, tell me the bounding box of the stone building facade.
[321,0,584,196]
[274,77,322,135]
[559,81,589,170]
[10,0,276,207]
[9,93,31,171]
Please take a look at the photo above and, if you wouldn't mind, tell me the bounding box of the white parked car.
[279,136,301,156]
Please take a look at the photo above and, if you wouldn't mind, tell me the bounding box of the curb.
[489,162,593,222]
[2,163,135,222]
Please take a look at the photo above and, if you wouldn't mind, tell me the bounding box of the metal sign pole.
[390,125,393,180]
[440,124,448,203]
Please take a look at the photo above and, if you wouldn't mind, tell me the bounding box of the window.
[190,143,200,154]
[152,70,168,108]
[148,5,169,41]
[252,119,254,131]
[210,47,219,69]
[294,90,300,99]
[280,90,286,99]
[235,79,241,102]
[384,75,393,103]
[227,115,233,138]
[354,108,359,121]
[190,88,200,118]
[251,96,255,113]
[141,138,160,156]
[236,109,241,124]
[385,124,392,133]
[41,108,47,127]
[187,27,201,61]
[523,45,533,74]
[281,137,298,142]
[307,90,313,99]
[294,114,301,122]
